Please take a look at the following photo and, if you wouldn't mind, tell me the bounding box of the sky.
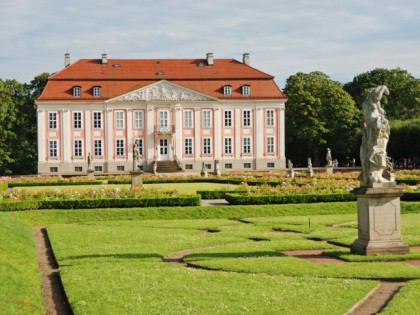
[1,0,419,89]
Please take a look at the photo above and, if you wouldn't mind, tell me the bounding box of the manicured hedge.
[0,195,201,211]
[396,179,419,185]
[0,182,8,193]
[401,192,420,201]
[224,193,357,205]
[8,180,104,188]
[197,189,247,199]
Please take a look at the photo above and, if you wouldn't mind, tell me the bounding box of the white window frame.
[224,137,232,154]
[184,110,193,128]
[115,139,125,156]
[73,139,83,157]
[49,140,58,157]
[115,111,125,129]
[266,136,275,153]
[266,110,275,127]
[93,111,102,129]
[203,138,211,155]
[134,138,144,156]
[184,138,193,155]
[242,85,250,96]
[243,137,251,154]
[93,86,101,97]
[223,85,232,96]
[224,110,232,127]
[134,111,144,129]
[48,112,57,129]
[243,110,251,127]
[94,139,102,157]
[73,86,81,97]
[73,112,82,129]
[202,110,211,128]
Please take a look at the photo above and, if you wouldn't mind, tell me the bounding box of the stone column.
[278,104,286,165]
[213,106,221,159]
[37,110,45,162]
[174,105,182,159]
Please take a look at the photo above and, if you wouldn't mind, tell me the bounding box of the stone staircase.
[156,160,182,173]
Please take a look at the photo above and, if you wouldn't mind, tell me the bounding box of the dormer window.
[73,86,81,97]
[242,85,250,96]
[93,86,101,97]
[223,85,232,96]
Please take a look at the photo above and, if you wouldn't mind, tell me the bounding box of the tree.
[344,68,420,120]
[284,71,360,166]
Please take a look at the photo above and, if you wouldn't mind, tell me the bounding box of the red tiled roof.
[38,58,286,101]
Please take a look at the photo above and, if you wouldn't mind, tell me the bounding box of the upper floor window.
[184,110,193,128]
[115,111,124,129]
[73,86,81,97]
[223,85,232,96]
[93,86,101,97]
[48,112,57,129]
[93,111,102,129]
[243,110,251,127]
[266,110,275,127]
[202,110,211,128]
[242,85,250,96]
[224,110,232,127]
[134,111,144,129]
[73,112,82,129]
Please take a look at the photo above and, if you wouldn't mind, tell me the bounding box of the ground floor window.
[134,138,144,155]
[244,163,251,169]
[184,138,193,155]
[94,139,102,157]
[185,164,193,170]
[117,165,125,171]
[203,138,211,155]
[243,137,251,154]
[49,140,58,157]
[224,138,232,154]
[95,166,103,172]
[75,166,83,172]
[74,140,83,157]
[116,139,125,156]
[267,162,275,168]
[266,137,274,153]
[225,163,232,169]
[49,167,58,172]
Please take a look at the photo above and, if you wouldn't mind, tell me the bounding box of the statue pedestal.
[87,169,95,180]
[131,171,144,190]
[350,186,409,256]
[325,165,333,174]
[287,169,295,178]
[306,167,313,178]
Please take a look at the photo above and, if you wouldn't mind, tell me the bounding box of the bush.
[8,180,103,187]
[224,193,356,205]
[401,192,420,201]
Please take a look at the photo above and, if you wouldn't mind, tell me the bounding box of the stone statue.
[326,148,333,166]
[307,158,312,168]
[200,162,208,177]
[287,159,293,169]
[214,160,221,176]
[87,153,93,171]
[133,142,141,171]
[359,85,391,187]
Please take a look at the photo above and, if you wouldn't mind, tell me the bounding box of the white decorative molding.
[279,104,286,110]
[147,106,154,112]
[108,80,217,102]
[214,105,220,111]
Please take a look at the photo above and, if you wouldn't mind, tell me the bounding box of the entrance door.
[159,139,169,160]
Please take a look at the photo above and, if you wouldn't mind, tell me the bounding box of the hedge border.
[8,181,104,188]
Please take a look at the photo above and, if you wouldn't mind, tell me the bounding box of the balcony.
[154,125,175,134]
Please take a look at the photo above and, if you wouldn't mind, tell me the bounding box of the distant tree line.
[0,68,418,175]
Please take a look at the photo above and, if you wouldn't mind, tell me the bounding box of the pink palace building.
[36,53,287,174]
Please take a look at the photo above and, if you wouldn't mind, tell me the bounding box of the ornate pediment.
[107,80,216,102]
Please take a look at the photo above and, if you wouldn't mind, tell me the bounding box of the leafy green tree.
[388,118,420,164]
[344,68,420,120]
[284,71,360,166]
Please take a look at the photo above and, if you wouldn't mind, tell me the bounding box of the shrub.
[8,180,103,187]
[224,193,356,205]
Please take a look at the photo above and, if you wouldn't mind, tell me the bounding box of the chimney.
[64,53,70,67]
[102,53,108,64]
[206,53,214,66]
[243,53,250,66]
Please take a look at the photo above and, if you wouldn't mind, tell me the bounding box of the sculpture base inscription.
[350,187,409,256]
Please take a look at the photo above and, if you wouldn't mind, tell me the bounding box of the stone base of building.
[130,171,143,189]
[350,185,410,256]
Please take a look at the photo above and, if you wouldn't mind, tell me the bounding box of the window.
[224,138,232,154]
[94,139,102,157]
[117,165,125,171]
[116,139,125,156]
[185,164,193,170]
[95,166,103,172]
[49,140,58,157]
[223,85,232,96]
[50,167,58,173]
[93,86,101,97]
[225,163,232,169]
[266,137,275,153]
[267,162,275,168]
[134,111,144,129]
[184,110,193,128]
[244,163,252,169]
[242,85,250,96]
[266,110,275,127]
[74,140,83,157]
[202,110,211,128]
[184,138,193,155]
[115,111,124,129]
[224,110,232,127]
[243,110,251,127]
[243,137,251,154]
[205,164,211,170]
[73,112,82,129]
[134,139,144,155]
[93,112,102,129]
[203,138,211,155]
[73,86,81,97]
[49,112,57,129]
[75,166,83,172]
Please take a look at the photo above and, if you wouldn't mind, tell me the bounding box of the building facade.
[36,53,287,174]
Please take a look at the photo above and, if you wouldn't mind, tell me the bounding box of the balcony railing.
[154,125,175,134]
